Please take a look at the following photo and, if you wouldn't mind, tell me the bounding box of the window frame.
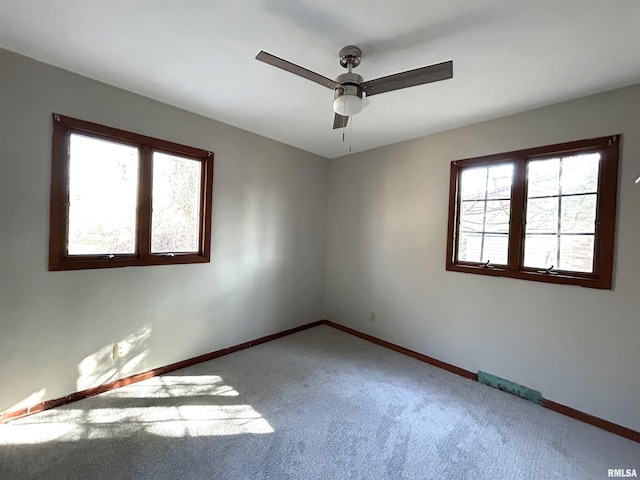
[49,114,214,271]
[446,135,620,289]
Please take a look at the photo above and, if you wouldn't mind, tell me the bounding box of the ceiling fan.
[256,45,453,129]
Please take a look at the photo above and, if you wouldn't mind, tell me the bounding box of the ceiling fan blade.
[256,51,339,90]
[333,113,349,129]
[361,60,453,97]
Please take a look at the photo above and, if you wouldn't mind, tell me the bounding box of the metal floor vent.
[477,371,542,405]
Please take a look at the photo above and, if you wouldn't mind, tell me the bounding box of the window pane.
[458,232,483,263]
[460,200,511,234]
[483,234,509,265]
[68,134,138,255]
[528,158,559,198]
[457,232,509,265]
[525,197,558,233]
[525,154,600,273]
[458,164,512,265]
[460,164,513,200]
[151,152,202,253]
[486,164,513,199]
[459,201,485,232]
[485,200,511,233]
[523,235,557,269]
[559,235,594,273]
[561,153,600,195]
[561,194,596,233]
[460,167,487,200]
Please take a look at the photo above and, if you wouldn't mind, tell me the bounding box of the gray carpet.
[1,325,638,479]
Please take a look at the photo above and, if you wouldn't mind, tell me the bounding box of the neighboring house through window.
[446,136,620,289]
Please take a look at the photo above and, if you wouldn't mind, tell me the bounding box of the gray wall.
[325,85,640,431]
[2,46,639,433]
[0,49,329,413]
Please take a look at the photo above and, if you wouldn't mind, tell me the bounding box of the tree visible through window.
[458,164,513,265]
[49,114,214,271]
[523,154,600,273]
[446,136,620,289]
[151,151,203,254]
[67,133,139,255]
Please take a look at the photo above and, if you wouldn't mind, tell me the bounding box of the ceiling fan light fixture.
[333,81,364,117]
[255,45,453,129]
[333,93,364,116]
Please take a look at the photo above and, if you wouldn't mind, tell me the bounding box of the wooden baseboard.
[323,320,640,443]
[3,318,638,444]
[542,399,640,443]
[324,320,477,380]
[0,320,324,424]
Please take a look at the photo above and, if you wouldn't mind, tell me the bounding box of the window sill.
[445,263,611,289]
[48,253,210,271]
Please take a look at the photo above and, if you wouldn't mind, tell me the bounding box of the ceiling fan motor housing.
[334,72,364,99]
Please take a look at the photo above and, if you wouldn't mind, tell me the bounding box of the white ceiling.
[1,1,640,159]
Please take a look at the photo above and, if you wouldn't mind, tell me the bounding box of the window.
[446,136,620,289]
[49,114,214,271]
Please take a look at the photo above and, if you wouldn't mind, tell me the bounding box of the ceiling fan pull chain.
[349,115,353,154]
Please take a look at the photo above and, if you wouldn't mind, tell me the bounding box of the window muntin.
[457,164,513,265]
[49,114,214,271]
[446,136,619,289]
[523,153,600,273]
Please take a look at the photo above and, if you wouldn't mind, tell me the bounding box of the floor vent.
[477,371,542,404]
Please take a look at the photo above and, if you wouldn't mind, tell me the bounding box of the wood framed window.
[446,135,620,289]
[49,114,214,271]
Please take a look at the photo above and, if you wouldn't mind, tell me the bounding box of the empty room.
[1,1,639,479]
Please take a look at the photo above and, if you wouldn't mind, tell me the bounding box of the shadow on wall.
[77,324,152,391]
[206,161,300,340]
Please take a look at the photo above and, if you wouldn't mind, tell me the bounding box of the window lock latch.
[480,260,492,269]
[105,254,115,260]
[538,265,556,274]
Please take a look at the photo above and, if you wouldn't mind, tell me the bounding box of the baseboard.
[0,320,324,424]
[542,399,640,443]
[323,320,640,443]
[3,319,639,444]
[323,320,477,380]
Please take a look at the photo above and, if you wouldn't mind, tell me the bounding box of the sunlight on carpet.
[0,374,273,445]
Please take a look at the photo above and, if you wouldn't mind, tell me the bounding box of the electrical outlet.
[112,343,124,359]
[369,312,376,323]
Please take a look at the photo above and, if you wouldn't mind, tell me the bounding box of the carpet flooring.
[1,325,638,479]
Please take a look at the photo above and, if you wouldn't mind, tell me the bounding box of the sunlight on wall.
[0,374,273,445]
[3,388,46,414]
[77,325,152,390]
